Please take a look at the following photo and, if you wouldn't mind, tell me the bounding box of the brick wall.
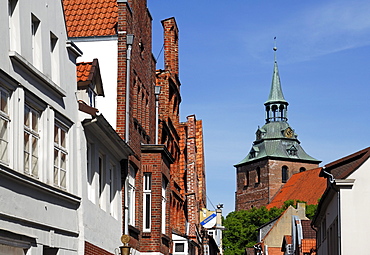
[235,159,319,210]
[85,242,113,255]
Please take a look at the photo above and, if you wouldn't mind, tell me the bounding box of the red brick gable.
[63,0,118,37]
[267,168,326,209]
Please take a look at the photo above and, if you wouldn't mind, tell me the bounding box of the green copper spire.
[265,47,287,105]
[264,45,288,123]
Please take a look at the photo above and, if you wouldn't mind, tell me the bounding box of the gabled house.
[281,219,316,255]
[0,0,82,253]
[312,147,370,255]
[255,204,308,255]
[76,57,132,253]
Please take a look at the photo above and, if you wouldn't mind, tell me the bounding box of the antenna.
[273,36,277,62]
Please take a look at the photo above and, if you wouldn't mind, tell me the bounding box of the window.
[109,162,117,217]
[300,167,306,172]
[98,154,106,210]
[31,14,42,70]
[282,166,288,183]
[126,165,136,226]
[54,122,67,189]
[87,88,96,108]
[24,105,39,177]
[86,143,94,202]
[8,0,20,52]
[175,243,185,253]
[143,173,152,232]
[50,32,59,83]
[0,88,10,164]
[327,218,338,255]
[244,171,249,187]
[255,167,260,184]
[162,177,167,234]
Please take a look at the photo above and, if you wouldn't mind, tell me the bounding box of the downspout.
[124,34,134,236]
[154,86,161,144]
[125,34,134,142]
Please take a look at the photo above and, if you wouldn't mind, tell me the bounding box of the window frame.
[143,172,152,232]
[126,165,136,227]
[24,104,40,178]
[53,121,68,189]
[0,87,10,165]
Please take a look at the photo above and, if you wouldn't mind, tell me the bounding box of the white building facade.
[0,0,81,254]
[0,1,132,254]
[313,147,370,255]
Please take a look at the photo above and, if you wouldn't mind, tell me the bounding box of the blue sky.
[148,0,370,215]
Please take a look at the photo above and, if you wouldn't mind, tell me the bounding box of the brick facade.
[236,159,319,210]
[85,242,113,255]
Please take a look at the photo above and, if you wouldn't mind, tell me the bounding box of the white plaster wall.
[74,39,118,129]
[0,0,81,254]
[340,158,370,254]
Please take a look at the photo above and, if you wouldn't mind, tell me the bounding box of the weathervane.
[273,36,277,62]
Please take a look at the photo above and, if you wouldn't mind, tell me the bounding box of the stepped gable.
[266,167,326,209]
[63,0,118,37]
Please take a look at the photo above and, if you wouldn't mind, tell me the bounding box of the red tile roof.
[301,239,316,253]
[76,59,104,96]
[76,61,92,83]
[323,147,370,179]
[267,247,283,255]
[267,168,326,209]
[301,220,315,239]
[63,0,118,37]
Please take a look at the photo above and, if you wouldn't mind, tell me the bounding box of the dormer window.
[287,145,298,156]
[87,88,96,108]
[249,146,259,159]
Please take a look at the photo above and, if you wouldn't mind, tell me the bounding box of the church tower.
[234,47,320,210]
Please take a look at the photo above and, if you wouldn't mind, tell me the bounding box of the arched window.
[300,167,306,172]
[282,166,288,183]
[244,171,249,187]
[255,167,261,184]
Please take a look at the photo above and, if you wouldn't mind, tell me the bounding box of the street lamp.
[118,235,131,255]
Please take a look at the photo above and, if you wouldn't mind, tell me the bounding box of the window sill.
[9,51,66,97]
[0,163,80,204]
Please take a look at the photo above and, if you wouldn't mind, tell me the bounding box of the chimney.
[161,17,179,75]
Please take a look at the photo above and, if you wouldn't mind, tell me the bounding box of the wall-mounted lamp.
[126,34,134,46]
[118,235,131,255]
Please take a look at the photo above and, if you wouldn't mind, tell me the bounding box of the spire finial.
[273,37,277,62]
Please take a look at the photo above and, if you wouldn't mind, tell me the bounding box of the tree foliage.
[222,206,283,255]
[222,201,318,255]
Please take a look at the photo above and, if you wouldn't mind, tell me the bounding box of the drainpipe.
[125,34,134,143]
[154,86,161,144]
[124,34,134,236]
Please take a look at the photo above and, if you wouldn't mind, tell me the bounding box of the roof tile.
[267,168,326,209]
[63,0,118,38]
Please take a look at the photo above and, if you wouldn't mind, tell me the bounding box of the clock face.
[284,127,294,138]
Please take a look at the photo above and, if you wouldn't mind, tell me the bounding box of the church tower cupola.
[234,43,321,211]
[265,47,288,123]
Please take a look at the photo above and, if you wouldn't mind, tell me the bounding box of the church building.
[234,48,321,210]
